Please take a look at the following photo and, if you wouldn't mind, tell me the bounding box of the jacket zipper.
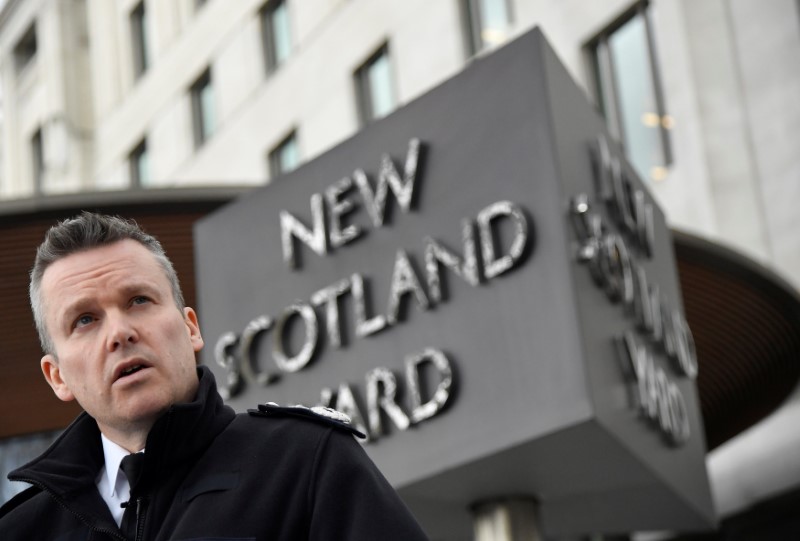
[133,495,149,541]
[13,476,126,541]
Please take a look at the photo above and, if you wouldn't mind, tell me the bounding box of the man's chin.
[105,401,169,434]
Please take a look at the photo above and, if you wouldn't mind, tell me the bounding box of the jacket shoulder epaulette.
[247,403,366,439]
[0,485,41,520]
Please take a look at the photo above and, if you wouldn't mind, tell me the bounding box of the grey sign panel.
[194,28,714,538]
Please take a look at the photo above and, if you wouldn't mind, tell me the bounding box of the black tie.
[120,452,145,540]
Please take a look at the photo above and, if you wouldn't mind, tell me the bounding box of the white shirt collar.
[96,434,145,527]
[99,433,133,499]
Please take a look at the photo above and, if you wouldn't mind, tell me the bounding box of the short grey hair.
[30,211,186,355]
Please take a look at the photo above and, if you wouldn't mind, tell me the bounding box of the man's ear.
[41,354,76,402]
[183,307,204,353]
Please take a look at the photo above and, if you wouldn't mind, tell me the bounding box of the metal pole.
[472,498,545,541]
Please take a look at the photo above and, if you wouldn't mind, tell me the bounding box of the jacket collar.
[142,366,236,483]
[8,366,235,530]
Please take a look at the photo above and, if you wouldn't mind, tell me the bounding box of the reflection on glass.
[355,44,396,124]
[608,14,666,182]
[137,147,151,186]
[191,71,215,148]
[367,52,394,120]
[199,79,215,142]
[479,0,511,47]
[271,1,291,66]
[271,133,299,177]
[130,140,151,187]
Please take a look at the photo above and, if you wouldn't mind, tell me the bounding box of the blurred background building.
[0,0,798,539]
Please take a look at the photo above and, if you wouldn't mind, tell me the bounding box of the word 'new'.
[280,138,422,270]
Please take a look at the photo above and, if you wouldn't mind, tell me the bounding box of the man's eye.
[74,315,94,328]
[131,296,150,305]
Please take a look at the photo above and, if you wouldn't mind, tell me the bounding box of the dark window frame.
[354,43,395,126]
[261,0,292,74]
[190,69,214,148]
[461,0,514,56]
[130,1,148,80]
[14,23,37,74]
[31,128,44,195]
[268,129,299,179]
[584,0,673,179]
[129,139,148,188]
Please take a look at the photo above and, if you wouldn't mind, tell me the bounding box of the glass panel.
[271,1,292,66]
[137,146,151,186]
[200,80,215,142]
[140,7,149,71]
[479,0,511,48]
[592,41,621,140]
[278,137,299,174]
[609,14,666,182]
[367,52,394,120]
[131,3,148,78]
[270,133,299,178]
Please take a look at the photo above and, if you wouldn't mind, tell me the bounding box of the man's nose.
[106,312,139,351]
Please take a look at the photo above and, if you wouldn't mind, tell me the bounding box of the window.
[31,128,44,193]
[462,0,513,55]
[261,0,292,73]
[354,44,395,125]
[269,131,299,179]
[130,2,149,79]
[191,69,215,148]
[0,430,61,504]
[586,2,672,182]
[14,23,37,73]
[129,139,150,187]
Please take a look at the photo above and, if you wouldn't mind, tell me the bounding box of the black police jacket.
[0,367,428,540]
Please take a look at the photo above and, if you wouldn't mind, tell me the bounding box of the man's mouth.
[115,362,150,382]
[120,365,144,377]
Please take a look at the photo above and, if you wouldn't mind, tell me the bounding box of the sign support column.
[472,498,544,541]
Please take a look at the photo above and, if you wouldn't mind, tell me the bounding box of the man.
[0,212,428,540]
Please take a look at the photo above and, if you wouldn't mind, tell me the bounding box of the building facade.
[0,0,798,538]
[1,0,798,290]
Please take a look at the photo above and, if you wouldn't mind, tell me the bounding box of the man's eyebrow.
[57,282,163,322]
[57,297,95,328]
[119,282,161,298]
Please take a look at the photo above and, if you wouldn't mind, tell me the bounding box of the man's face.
[39,239,204,442]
